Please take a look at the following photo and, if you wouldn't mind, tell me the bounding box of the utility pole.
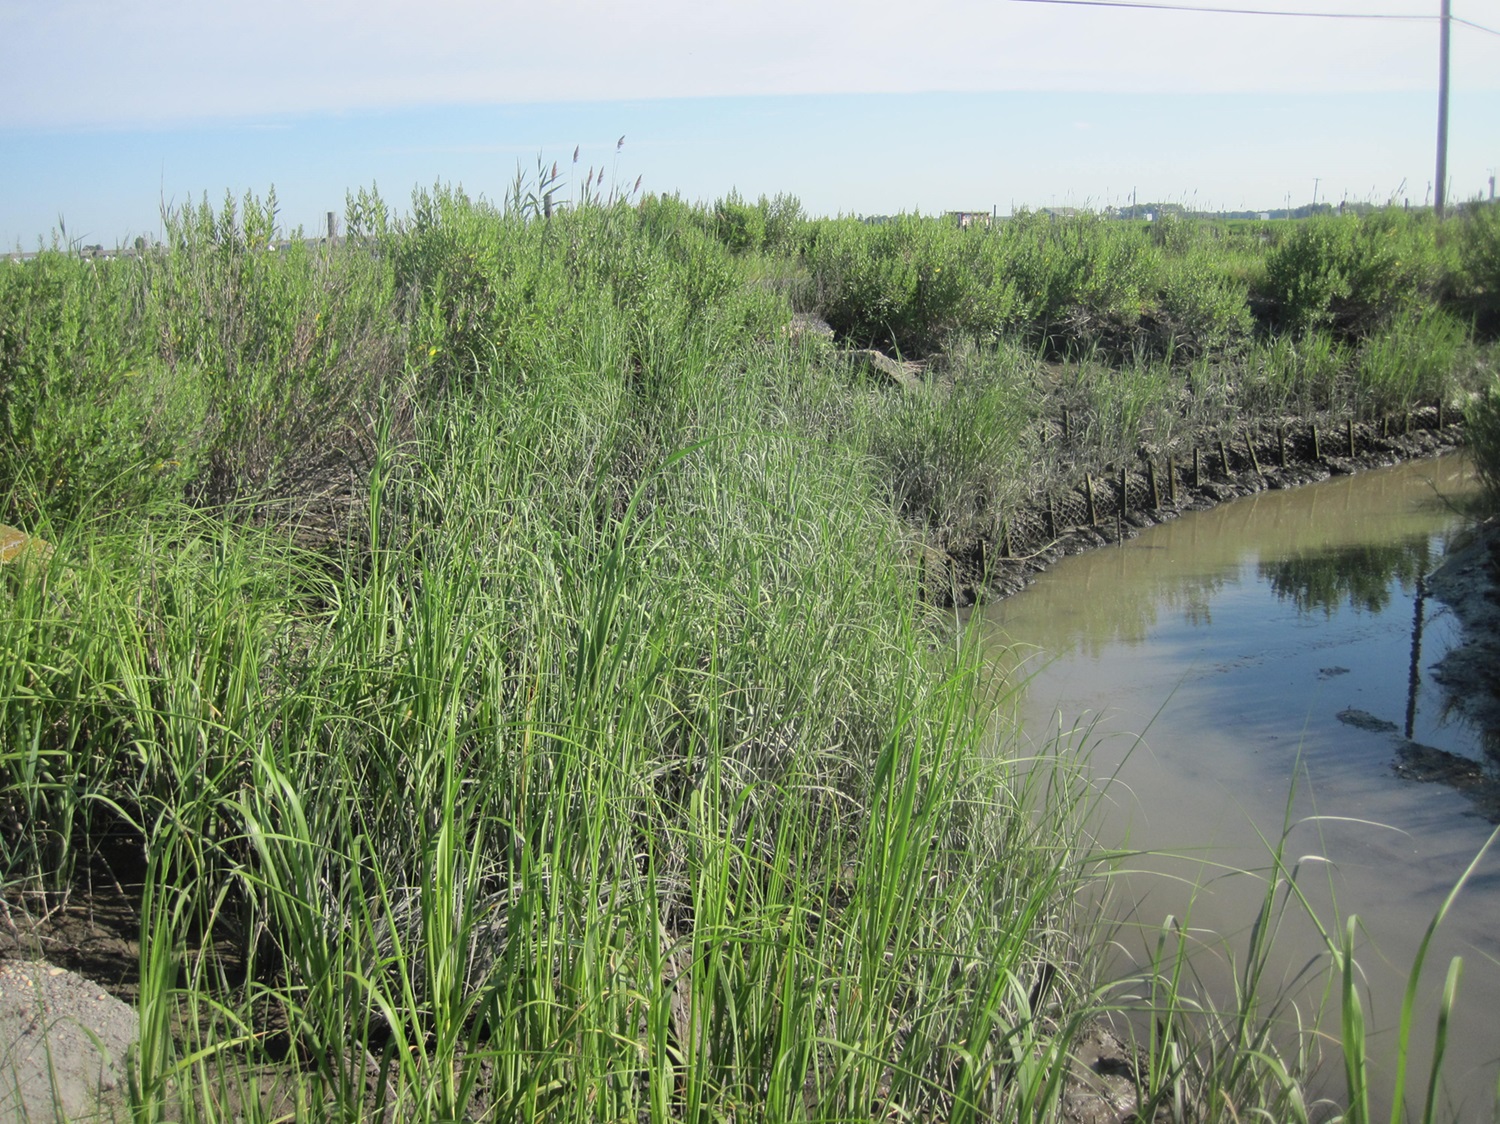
[1436,0,1451,217]
[1312,178,1320,210]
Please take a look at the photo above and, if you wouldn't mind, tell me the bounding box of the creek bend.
[981,454,1499,1116]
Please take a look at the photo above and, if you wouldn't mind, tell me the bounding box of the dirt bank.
[1425,514,1500,782]
[937,408,1466,605]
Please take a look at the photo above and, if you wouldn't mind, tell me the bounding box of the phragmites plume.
[617,135,625,152]
[572,145,580,164]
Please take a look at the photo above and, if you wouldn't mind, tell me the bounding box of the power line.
[1007,0,1500,36]
[1452,14,1500,36]
[1007,0,1431,20]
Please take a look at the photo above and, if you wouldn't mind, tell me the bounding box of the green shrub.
[994,211,1158,356]
[1261,211,1440,336]
[805,212,1245,362]
[805,216,929,351]
[713,190,767,254]
[0,251,209,520]
[1455,202,1500,326]
[1154,257,1252,360]
[14,358,212,520]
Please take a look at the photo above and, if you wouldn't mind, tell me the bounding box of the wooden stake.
[1167,455,1177,503]
[1312,424,1322,461]
[1120,466,1128,519]
[1246,432,1262,477]
[1147,459,1160,509]
[1346,418,1356,457]
[1193,447,1202,487]
[1085,475,1097,525]
[1277,425,1287,468]
[1218,438,1231,478]
[1046,496,1056,538]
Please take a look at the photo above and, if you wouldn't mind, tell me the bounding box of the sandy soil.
[0,958,134,1123]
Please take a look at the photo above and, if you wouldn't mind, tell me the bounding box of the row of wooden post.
[1069,407,1453,529]
[1010,403,1455,555]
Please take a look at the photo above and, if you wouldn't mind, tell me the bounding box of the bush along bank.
[788,203,1497,605]
[1,186,1497,1122]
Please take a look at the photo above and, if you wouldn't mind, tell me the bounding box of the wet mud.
[941,408,1465,606]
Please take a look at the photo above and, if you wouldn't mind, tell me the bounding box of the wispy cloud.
[4,0,1495,130]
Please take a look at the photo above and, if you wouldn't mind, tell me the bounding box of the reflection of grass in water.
[1098,755,1500,1124]
[1261,537,1431,617]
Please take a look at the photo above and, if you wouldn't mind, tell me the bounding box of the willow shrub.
[1455,201,1500,328]
[1260,209,1452,338]
[804,211,1254,362]
[0,194,403,523]
[0,250,213,520]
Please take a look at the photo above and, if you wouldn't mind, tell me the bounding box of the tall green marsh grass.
[2,189,1496,1120]
[2,195,1092,1120]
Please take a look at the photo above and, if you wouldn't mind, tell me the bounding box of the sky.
[3,0,1500,247]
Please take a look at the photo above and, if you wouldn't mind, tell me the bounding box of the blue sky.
[3,0,1499,246]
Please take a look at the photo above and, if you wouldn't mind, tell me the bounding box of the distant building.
[948,210,993,229]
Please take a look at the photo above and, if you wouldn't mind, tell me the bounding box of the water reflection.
[989,459,1474,675]
[1262,538,1430,617]
[981,456,1500,1113]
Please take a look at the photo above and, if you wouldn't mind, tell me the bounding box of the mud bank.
[939,408,1467,606]
[1425,515,1500,760]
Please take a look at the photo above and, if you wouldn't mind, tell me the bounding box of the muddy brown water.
[981,455,1500,1119]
